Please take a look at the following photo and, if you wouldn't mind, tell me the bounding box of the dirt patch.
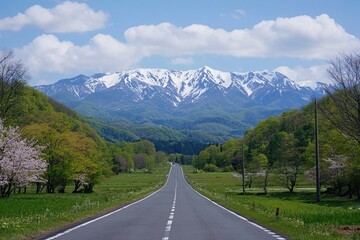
[335,226,360,236]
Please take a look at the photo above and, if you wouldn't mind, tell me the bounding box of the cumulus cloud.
[0,1,108,33]
[13,14,360,85]
[125,22,260,56]
[275,65,330,88]
[125,14,360,59]
[16,34,143,77]
[171,57,194,65]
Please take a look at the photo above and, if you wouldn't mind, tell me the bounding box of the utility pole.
[242,143,245,195]
[315,99,321,202]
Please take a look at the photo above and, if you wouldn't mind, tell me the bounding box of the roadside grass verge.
[183,166,360,240]
[0,165,169,240]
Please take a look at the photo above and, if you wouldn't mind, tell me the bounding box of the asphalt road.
[44,164,286,240]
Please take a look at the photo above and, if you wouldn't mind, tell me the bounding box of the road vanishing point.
[43,164,286,240]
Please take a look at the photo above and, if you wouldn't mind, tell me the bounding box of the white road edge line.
[180,167,287,240]
[45,165,174,240]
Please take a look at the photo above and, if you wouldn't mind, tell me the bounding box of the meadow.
[0,165,169,240]
[183,166,360,240]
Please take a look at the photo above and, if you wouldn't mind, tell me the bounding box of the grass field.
[183,166,360,240]
[0,165,169,240]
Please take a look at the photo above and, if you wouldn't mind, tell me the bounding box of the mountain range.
[35,66,326,152]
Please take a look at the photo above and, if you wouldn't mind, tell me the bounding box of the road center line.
[162,178,177,240]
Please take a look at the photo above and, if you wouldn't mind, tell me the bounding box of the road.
[44,164,285,240]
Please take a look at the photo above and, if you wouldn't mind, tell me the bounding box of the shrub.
[223,165,234,172]
[203,164,218,172]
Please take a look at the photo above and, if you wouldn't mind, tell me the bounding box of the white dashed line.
[162,179,177,240]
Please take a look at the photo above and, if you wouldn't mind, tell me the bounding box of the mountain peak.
[35,67,325,107]
[33,67,327,145]
[199,66,215,71]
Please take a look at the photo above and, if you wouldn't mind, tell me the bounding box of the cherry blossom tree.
[0,119,47,197]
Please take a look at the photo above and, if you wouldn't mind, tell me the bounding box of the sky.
[1,0,359,87]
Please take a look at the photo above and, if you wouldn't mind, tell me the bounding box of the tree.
[22,124,72,193]
[134,140,156,156]
[22,124,103,193]
[245,117,281,194]
[321,52,360,144]
[61,132,101,193]
[314,129,360,198]
[110,142,134,174]
[270,132,301,193]
[133,153,147,169]
[0,50,28,123]
[195,148,211,169]
[155,151,168,166]
[0,119,47,197]
[246,152,268,189]
[112,155,129,174]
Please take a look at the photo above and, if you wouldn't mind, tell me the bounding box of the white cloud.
[124,14,360,59]
[274,65,330,88]
[16,34,143,79]
[171,57,194,65]
[13,14,360,85]
[124,22,260,56]
[0,1,108,33]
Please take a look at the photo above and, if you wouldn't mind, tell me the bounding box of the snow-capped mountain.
[35,66,325,142]
[36,66,323,107]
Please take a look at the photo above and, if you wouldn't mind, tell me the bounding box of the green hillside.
[1,85,169,195]
[74,103,284,155]
[193,93,360,197]
[5,86,111,193]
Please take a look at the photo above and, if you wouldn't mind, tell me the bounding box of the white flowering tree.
[0,119,47,197]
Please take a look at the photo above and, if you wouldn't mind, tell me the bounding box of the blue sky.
[1,0,359,86]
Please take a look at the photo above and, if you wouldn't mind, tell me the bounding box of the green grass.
[183,166,360,240]
[0,165,169,240]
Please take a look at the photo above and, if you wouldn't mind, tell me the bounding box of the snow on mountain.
[97,72,122,88]
[35,66,325,107]
[314,82,329,95]
[33,67,329,145]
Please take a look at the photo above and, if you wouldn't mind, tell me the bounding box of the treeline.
[110,140,168,174]
[90,120,211,155]
[110,140,192,173]
[151,140,207,155]
[194,103,359,197]
[193,95,360,198]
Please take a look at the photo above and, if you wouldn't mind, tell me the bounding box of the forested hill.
[192,92,360,197]
[13,87,104,144]
[1,85,169,196]
[5,86,111,192]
